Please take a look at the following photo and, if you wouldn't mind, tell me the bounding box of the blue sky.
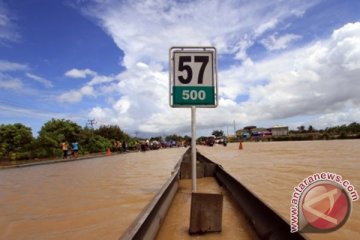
[1,0,360,137]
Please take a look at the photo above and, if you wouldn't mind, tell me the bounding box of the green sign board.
[172,86,215,105]
[170,47,217,108]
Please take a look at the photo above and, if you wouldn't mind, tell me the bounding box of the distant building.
[243,126,257,131]
[271,125,289,136]
[236,125,289,140]
[235,129,250,140]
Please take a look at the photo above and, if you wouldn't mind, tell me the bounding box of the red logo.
[301,182,351,232]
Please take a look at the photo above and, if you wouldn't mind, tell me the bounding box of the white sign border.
[169,46,218,108]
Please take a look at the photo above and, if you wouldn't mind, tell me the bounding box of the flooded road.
[1,140,359,239]
[0,148,187,240]
[197,140,360,240]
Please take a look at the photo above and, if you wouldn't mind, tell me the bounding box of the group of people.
[113,140,128,152]
[60,140,79,159]
[59,139,184,159]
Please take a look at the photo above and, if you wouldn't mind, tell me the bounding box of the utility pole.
[233,120,236,135]
[87,119,97,129]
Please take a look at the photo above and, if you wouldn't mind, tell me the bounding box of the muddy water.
[197,140,360,240]
[0,148,187,240]
[156,178,259,240]
[1,141,359,240]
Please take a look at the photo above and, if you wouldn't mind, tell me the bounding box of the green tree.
[347,122,360,134]
[78,126,114,153]
[212,130,224,137]
[197,136,207,143]
[0,123,34,160]
[150,136,163,142]
[183,135,191,143]
[37,119,82,158]
[165,134,182,142]
[297,125,305,132]
[95,125,130,141]
[308,125,315,132]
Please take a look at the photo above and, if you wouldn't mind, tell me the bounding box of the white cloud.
[88,74,116,86]
[0,61,53,95]
[314,107,360,129]
[26,73,53,88]
[0,75,23,90]
[0,60,28,91]
[224,22,360,127]
[113,96,130,114]
[74,0,322,135]
[82,0,317,68]
[0,60,28,72]
[255,19,279,37]
[88,106,111,122]
[57,85,95,103]
[0,1,20,44]
[330,22,360,71]
[88,106,135,128]
[234,38,254,61]
[71,1,360,135]
[260,33,302,51]
[57,71,118,104]
[65,68,97,78]
[0,103,81,121]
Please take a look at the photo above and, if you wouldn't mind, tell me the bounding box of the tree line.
[0,118,186,161]
[294,122,360,135]
[2,119,359,161]
[275,122,360,141]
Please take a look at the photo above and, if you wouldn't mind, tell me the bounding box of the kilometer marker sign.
[169,47,218,107]
[169,46,218,192]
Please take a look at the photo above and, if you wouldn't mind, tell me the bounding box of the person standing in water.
[71,141,79,158]
[60,140,68,159]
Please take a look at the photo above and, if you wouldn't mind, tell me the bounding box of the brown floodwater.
[1,140,359,240]
[196,140,360,240]
[0,148,187,240]
[156,178,260,240]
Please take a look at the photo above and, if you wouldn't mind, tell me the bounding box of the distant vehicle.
[150,141,161,150]
[160,141,169,148]
[206,136,215,146]
[218,137,228,146]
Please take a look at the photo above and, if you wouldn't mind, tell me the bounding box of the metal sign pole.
[191,106,197,192]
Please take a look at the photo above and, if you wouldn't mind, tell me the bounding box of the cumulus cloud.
[73,0,322,134]
[226,22,360,127]
[60,68,117,103]
[57,85,95,103]
[88,74,116,86]
[65,68,97,78]
[58,70,118,103]
[89,62,170,132]
[82,0,317,68]
[70,1,360,135]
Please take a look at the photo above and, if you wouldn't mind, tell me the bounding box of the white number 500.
[182,90,206,100]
